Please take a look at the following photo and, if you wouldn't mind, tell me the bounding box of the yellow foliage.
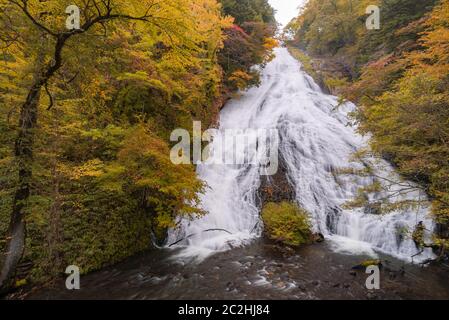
[228,70,254,90]
[70,159,105,180]
[263,37,278,62]
[262,202,313,247]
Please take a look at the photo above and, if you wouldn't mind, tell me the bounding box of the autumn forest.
[1,0,449,302]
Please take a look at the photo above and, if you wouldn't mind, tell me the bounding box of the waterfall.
[167,48,435,262]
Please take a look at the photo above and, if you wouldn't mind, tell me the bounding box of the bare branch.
[7,0,57,37]
[44,81,54,110]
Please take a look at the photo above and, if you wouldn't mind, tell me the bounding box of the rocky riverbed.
[29,239,449,300]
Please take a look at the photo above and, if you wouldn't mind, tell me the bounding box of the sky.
[268,0,306,27]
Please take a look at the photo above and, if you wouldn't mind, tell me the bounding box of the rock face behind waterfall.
[258,155,295,206]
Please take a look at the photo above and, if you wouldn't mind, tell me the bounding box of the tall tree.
[0,0,217,292]
[219,0,276,25]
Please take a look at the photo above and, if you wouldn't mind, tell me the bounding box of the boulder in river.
[352,259,382,270]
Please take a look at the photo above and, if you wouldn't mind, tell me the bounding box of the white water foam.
[167,48,435,263]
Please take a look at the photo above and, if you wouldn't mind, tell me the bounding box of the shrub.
[261,202,313,247]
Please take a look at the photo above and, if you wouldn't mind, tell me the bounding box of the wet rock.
[172,274,182,283]
[312,233,325,243]
[275,281,286,289]
[326,207,342,233]
[257,155,295,206]
[279,271,289,278]
[364,202,382,215]
[269,244,295,255]
[366,292,379,300]
[151,226,169,247]
[349,271,357,277]
[226,282,236,292]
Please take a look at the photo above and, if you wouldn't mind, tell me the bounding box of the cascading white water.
[168,47,435,262]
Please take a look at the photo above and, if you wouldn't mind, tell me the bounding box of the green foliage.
[287,0,436,76]
[289,0,449,246]
[217,0,277,92]
[287,0,369,56]
[354,1,449,228]
[219,25,266,91]
[360,0,438,57]
[0,0,233,285]
[219,0,276,25]
[262,202,313,247]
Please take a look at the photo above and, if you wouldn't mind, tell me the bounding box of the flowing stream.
[168,47,434,263]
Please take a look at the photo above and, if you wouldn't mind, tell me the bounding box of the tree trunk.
[47,161,62,277]
[0,81,41,292]
[0,31,72,293]
[0,4,148,293]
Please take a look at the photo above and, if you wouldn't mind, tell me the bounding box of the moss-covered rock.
[352,259,383,270]
[261,202,313,247]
